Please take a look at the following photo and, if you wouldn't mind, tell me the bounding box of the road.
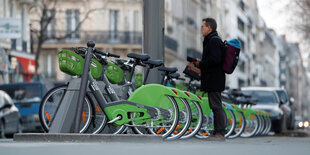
[1,135,310,155]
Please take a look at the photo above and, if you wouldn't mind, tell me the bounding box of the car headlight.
[304,121,309,128]
[298,122,304,128]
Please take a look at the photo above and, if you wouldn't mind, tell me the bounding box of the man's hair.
[202,18,217,31]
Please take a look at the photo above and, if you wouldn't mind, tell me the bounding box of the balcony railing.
[41,30,142,45]
[37,30,179,52]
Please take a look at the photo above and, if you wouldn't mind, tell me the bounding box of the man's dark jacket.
[199,31,225,92]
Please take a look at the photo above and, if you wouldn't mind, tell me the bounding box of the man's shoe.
[208,134,226,141]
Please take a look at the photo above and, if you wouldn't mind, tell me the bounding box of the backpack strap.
[211,36,226,45]
[211,36,221,41]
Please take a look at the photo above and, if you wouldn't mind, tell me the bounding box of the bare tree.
[291,0,310,39]
[30,0,109,73]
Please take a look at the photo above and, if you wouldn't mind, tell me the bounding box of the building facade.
[0,0,37,84]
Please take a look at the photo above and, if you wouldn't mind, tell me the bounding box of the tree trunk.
[35,40,43,74]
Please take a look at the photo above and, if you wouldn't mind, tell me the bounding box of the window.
[239,61,245,72]
[248,17,252,30]
[237,17,245,33]
[44,9,56,38]
[11,39,16,50]
[186,17,197,30]
[133,10,138,32]
[239,1,245,11]
[242,90,278,104]
[238,79,245,87]
[22,41,27,52]
[9,1,14,17]
[109,10,119,40]
[276,90,288,103]
[66,9,80,39]
[238,38,245,52]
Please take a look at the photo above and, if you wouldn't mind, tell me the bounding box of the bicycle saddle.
[127,53,150,61]
[158,67,178,74]
[167,72,180,79]
[143,59,164,68]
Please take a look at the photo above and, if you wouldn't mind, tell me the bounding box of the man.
[194,18,226,140]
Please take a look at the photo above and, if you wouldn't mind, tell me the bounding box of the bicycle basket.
[58,49,102,79]
[105,62,124,84]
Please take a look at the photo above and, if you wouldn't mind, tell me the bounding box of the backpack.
[213,36,241,74]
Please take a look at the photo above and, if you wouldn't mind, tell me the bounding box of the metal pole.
[73,40,95,133]
[142,0,164,84]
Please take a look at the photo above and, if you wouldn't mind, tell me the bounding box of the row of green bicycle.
[39,41,271,140]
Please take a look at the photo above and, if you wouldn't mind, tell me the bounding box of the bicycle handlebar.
[94,49,120,58]
[106,52,120,58]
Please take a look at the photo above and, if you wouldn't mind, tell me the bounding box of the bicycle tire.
[224,110,236,138]
[228,111,245,139]
[261,116,271,136]
[255,115,265,136]
[146,95,179,140]
[240,114,259,138]
[265,117,272,135]
[39,85,92,133]
[165,97,191,140]
[180,100,203,139]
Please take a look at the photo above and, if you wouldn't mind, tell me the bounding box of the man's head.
[201,18,217,36]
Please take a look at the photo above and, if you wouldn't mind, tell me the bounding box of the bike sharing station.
[14,0,272,142]
[14,0,168,142]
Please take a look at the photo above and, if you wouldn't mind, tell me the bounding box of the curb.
[13,133,163,143]
[275,130,309,137]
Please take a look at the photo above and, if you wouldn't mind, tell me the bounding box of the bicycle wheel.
[240,114,259,138]
[84,94,126,134]
[224,110,236,138]
[180,100,203,139]
[255,115,265,136]
[195,114,212,139]
[261,116,270,136]
[85,101,107,134]
[145,95,179,140]
[165,97,191,140]
[39,85,92,133]
[228,111,245,139]
[264,117,272,135]
[131,96,189,141]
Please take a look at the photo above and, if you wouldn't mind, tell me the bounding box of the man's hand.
[193,58,200,67]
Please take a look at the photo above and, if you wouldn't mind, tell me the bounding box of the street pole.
[142,0,164,84]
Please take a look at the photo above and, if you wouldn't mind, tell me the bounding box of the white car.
[241,87,292,133]
[0,90,22,138]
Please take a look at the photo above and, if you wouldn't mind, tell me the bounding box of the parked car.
[0,90,22,138]
[241,87,291,133]
[0,82,46,132]
[295,116,304,129]
[275,89,295,130]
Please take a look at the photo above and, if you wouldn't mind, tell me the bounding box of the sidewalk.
[13,133,163,143]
